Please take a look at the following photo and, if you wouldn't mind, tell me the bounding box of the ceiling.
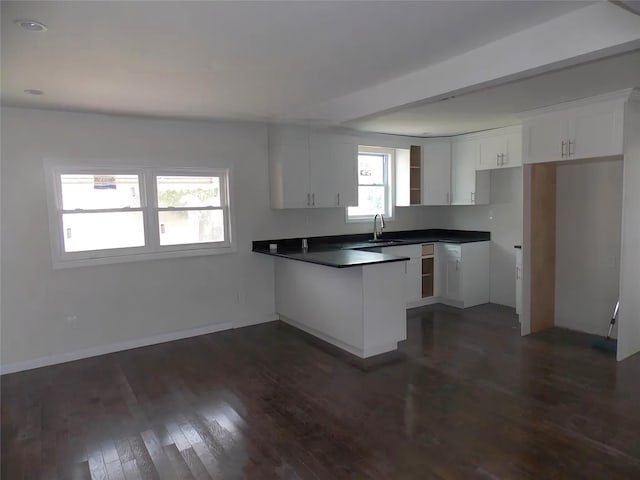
[346,49,640,137]
[1,1,593,123]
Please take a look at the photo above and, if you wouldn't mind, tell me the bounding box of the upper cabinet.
[451,139,490,205]
[309,132,358,208]
[422,140,452,206]
[477,126,522,170]
[269,126,357,209]
[522,93,626,164]
[268,126,311,209]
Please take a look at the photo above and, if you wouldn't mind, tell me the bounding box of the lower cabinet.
[381,241,489,309]
[380,244,422,304]
[436,241,490,308]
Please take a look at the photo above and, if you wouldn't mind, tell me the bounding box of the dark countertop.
[253,229,490,268]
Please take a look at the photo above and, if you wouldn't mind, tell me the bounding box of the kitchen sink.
[367,238,403,244]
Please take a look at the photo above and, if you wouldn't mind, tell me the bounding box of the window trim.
[44,161,236,269]
[346,146,395,223]
[151,169,233,252]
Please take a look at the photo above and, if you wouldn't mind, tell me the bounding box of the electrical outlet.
[66,315,78,329]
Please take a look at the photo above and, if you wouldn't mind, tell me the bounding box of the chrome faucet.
[373,213,385,240]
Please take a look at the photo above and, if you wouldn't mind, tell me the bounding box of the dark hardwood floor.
[3,303,640,479]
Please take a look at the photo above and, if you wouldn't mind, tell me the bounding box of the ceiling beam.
[287,2,640,126]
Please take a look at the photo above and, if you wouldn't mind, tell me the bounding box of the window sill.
[52,245,237,269]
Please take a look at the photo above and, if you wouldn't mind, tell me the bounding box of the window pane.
[358,154,384,185]
[347,186,386,217]
[62,211,145,252]
[159,209,225,246]
[157,176,221,208]
[61,175,141,210]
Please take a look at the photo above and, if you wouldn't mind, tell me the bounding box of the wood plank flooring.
[3,304,640,479]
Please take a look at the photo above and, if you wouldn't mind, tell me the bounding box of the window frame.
[44,162,236,269]
[346,146,395,223]
[151,169,232,252]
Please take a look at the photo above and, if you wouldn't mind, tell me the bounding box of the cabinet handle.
[455,259,459,271]
[568,140,574,156]
[446,192,450,204]
[561,140,567,157]
[336,193,340,206]
[307,193,311,207]
[312,193,315,206]
[471,191,475,203]
[516,266,521,280]
[500,153,505,165]
[497,153,500,167]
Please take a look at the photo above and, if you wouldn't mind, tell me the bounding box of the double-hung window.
[346,146,394,222]
[46,164,234,268]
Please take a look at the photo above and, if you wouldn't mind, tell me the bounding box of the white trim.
[51,244,238,269]
[346,146,395,223]
[406,296,442,309]
[43,160,237,269]
[280,315,367,358]
[0,315,278,375]
[517,88,634,120]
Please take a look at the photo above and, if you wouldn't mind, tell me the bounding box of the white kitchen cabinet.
[477,126,522,170]
[444,246,462,302]
[269,126,357,209]
[422,140,452,205]
[571,100,624,160]
[438,241,490,308]
[309,132,358,208]
[268,125,310,209]
[380,244,422,305]
[522,94,625,164]
[451,139,490,205]
[515,247,522,316]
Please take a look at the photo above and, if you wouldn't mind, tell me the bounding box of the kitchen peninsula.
[253,229,490,363]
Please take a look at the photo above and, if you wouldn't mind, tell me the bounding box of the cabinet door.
[309,133,357,208]
[381,245,421,305]
[570,100,624,160]
[522,112,568,164]
[478,135,504,171]
[446,256,461,302]
[308,132,334,208]
[451,140,478,205]
[269,126,310,209]
[503,129,522,168]
[422,141,451,205]
[332,139,358,208]
[406,258,422,304]
[434,243,447,297]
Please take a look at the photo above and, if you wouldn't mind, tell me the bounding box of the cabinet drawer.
[421,244,434,256]
[382,244,421,259]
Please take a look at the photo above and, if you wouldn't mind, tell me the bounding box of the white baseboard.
[279,315,366,358]
[234,314,279,328]
[1,315,278,375]
[407,296,442,309]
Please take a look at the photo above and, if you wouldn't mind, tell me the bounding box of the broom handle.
[606,300,620,340]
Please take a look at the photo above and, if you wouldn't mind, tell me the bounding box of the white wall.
[618,98,640,361]
[554,158,623,336]
[443,167,523,307]
[0,107,447,369]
